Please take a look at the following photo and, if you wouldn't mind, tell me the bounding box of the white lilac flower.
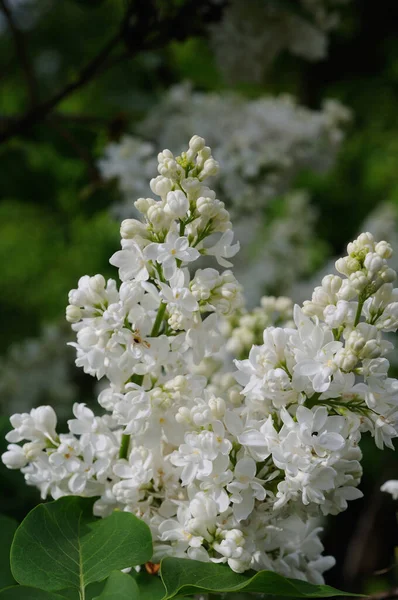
[145,232,200,280]
[205,230,240,268]
[110,240,150,282]
[381,480,398,500]
[3,136,398,583]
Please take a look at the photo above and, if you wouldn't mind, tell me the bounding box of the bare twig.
[0,2,135,143]
[373,564,398,576]
[49,119,101,184]
[0,0,225,144]
[0,0,39,107]
[0,113,111,126]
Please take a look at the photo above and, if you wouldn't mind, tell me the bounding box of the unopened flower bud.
[134,197,155,215]
[164,190,189,218]
[346,330,366,353]
[120,219,148,239]
[89,274,106,294]
[364,252,384,275]
[349,271,368,292]
[2,444,28,469]
[150,176,173,198]
[337,280,357,301]
[348,232,374,255]
[380,266,396,284]
[66,305,82,323]
[334,348,358,371]
[199,158,219,180]
[181,177,202,196]
[147,205,170,229]
[335,257,350,276]
[175,407,191,425]
[360,339,382,359]
[346,257,361,272]
[24,441,45,461]
[209,397,226,418]
[189,135,205,153]
[375,240,393,259]
[322,274,343,296]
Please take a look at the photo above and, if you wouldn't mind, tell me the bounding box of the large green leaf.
[159,558,357,599]
[136,572,166,600]
[0,516,18,588]
[11,497,152,595]
[93,571,140,599]
[58,581,105,600]
[0,587,66,599]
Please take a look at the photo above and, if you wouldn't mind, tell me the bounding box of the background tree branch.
[0,1,136,143]
[0,0,227,145]
[0,0,39,107]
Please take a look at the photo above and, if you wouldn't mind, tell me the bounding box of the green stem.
[354,294,365,326]
[193,219,213,247]
[304,392,322,409]
[150,301,167,337]
[118,433,131,459]
[79,583,85,600]
[118,303,167,460]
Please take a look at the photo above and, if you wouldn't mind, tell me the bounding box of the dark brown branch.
[0,2,134,143]
[49,119,101,184]
[51,113,111,125]
[0,0,39,107]
[0,112,111,126]
[0,0,226,145]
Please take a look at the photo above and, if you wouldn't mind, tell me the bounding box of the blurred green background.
[0,0,397,594]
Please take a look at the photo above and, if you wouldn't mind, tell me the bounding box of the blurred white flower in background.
[209,0,351,83]
[0,324,77,417]
[98,84,350,219]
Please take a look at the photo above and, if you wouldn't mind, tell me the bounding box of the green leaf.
[0,516,18,588]
[11,497,153,595]
[160,558,358,599]
[58,581,105,600]
[93,571,140,599]
[136,572,166,600]
[0,587,66,599]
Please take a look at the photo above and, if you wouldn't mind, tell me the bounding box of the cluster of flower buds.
[3,137,397,584]
[220,296,294,359]
[99,84,350,218]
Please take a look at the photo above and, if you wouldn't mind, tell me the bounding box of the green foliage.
[135,572,166,600]
[0,497,353,599]
[10,497,152,596]
[159,558,356,599]
[0,588,66,600]
[93,571,140,599]
[57,582,106,600]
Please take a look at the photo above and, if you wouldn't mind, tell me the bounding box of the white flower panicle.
[210,0,351,84]
[3,137,397,584]
[99,84,350,217]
